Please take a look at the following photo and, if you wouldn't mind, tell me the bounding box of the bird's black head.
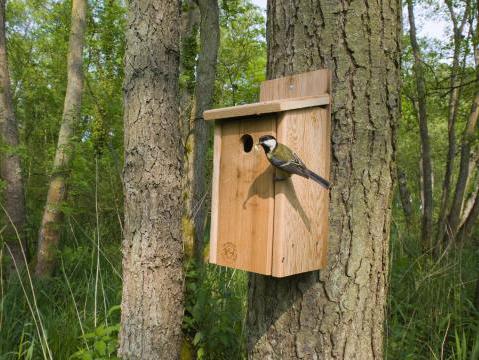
[258,135,277,153]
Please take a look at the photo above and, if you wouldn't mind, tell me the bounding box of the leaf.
[95,325,107,336]
[193,332,203,346]
[95,340,107,356]
[108,305,121,317]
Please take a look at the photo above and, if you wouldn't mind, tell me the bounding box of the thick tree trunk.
[35,0,86,277]
[119,1,184,358]
[407,0,434,251]
[190,0,219,263]
[0,0,27,269]
[247,0,401,358]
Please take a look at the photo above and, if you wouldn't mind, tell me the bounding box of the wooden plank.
[213,116,276,275]
[272,108,330,277]
[259,69,331,277]
[260,69,331,102]
[204,95,330,121]
[209,124,222,263]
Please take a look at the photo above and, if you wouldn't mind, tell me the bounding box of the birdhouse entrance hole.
[241,134,254,153]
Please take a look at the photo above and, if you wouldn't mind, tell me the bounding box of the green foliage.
[215,0,266,106]
[386,222,479,359]
[183,262,247,360]
[0,241,122,359]
[70,308,121,360]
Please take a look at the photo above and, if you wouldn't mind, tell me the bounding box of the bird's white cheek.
[264,139,276,149]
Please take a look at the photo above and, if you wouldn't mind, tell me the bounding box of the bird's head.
[258,135,277,153]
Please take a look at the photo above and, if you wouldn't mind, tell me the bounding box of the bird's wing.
[271,145,310,178]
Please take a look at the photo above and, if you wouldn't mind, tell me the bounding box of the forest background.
[0,0,478,359]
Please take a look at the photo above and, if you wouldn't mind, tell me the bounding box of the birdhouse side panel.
[272,107,330,277]
[211,116,276,275]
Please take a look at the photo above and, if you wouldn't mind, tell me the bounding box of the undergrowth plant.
[183,261,247,360]
[386,220,479,360]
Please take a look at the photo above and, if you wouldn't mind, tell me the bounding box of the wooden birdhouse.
[204,69,331,277]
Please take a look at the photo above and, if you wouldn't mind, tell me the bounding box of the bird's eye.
[240,134,253,153]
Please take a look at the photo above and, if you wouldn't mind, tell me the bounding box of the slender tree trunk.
[460,167,479,229]
[190,0,219,263]
[35,0,86,277]
[407,0,434,251]
[398,168,413,225]
[447,28,479,242]
[180,0,199,260]
[247,0,401,358]
[119,1,184,358]
[436,0,470,246]
[458,186,479,241]
[0,0,27,269]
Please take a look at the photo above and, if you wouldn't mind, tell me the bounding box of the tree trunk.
[407,0,434,251]
[247,0,401,358]
[119,1,184,358]
[35,0,86,277]
[398,168,413,225]
[436,0,470,246]
[447,19,479,242]
[190,0,219,263]
[0,0,27,270]
[180,0,199,260]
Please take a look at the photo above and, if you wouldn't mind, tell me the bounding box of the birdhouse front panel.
[210,116,276,275]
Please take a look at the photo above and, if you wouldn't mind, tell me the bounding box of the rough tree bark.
[247,0,401,358]
[0,0,27,269]
[119,1,184,358]
[407,0,434,250]
[190,0,219,263]
[35,0,86,277]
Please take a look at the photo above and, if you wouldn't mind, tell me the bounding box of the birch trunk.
[35,0,86,277]
[247,0,401,358]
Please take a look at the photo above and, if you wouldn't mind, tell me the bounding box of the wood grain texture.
[209,124,221,263]
[261,69,331,277]
[260,69,331,101]
[272,108,330,277]
[204,95,330,121]
[213,116,276,275]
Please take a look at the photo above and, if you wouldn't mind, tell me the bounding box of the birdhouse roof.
[203,94,330,121]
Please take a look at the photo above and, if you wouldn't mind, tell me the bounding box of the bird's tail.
[306,169,331,189]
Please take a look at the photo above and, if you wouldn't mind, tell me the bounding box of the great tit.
[258,135,331,189]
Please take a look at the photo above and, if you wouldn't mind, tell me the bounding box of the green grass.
[0,222,122,359]
[2,214,479,359]
[386,222,479,360]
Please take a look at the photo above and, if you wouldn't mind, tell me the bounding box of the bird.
[257,135,331,189]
